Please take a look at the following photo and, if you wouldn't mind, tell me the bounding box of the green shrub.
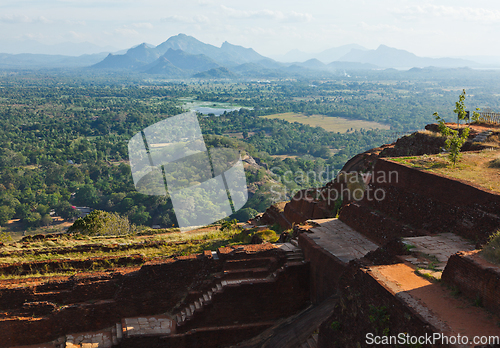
[488,158,500,169]
[234,228,278,244]
[231,207,258,222]
[480,230,500,265]
[220,219,238,231]
[68,210,136,236]
[255,229,279,243]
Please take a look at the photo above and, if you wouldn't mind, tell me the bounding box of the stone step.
[473,130,493,142]
[222,267,271,280]
[223,279,243,286]
[222,257,275,271]
[65,328,114,348]
[111,325,118,346]
[116,322,122,341]
[287,254,304,260]
[308,336,317,347]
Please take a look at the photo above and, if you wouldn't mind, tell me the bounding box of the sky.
[1,0,500,58]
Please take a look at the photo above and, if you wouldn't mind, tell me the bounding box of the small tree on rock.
[434,89,478,166]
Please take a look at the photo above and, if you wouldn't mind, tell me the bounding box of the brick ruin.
[2,127,500,348]
[1,244,309,348]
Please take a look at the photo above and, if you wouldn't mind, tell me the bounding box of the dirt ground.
[372,263,500,342]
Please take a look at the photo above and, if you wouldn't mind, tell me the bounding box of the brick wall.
[442,250,500,314]
[298,233,347,304]
[317,265,451,348]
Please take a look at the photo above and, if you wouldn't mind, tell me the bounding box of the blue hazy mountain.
[339,45,477,68]
[160,48,220,72]
[142,57,186,77]
[104,34,267,67]
[272,44,367,63]
[92,53,145,69]
[0,33,490,75]
[124,43,161,64]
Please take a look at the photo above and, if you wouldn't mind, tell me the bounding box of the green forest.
[1,70,499,235]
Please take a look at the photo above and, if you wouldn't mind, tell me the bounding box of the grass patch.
[260,112,390,133]
[0,226,248,278]
[450,286,462,298]
[480,230,500,265]
[404,243,416,252]
[415,269,434,280]
[388,149,500,193]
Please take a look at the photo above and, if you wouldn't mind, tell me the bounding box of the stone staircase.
[472,129,493,142]
[299,333,318,348]
[19,244,305,348]
[175,244,304,328]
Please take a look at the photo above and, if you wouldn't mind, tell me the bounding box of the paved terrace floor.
[370,263,500,348]
[303,219,499,347]
[306,218,379,263]
[401,233,476,279]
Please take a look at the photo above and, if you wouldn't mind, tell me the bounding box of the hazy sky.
[1,0,500,57]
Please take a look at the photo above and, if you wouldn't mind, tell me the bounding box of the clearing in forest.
[260,112,390,133]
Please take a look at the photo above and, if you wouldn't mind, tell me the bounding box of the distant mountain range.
[338,45,476,68]
[91,34,274,77]
[1,33,499,77]
[271,44,367,63]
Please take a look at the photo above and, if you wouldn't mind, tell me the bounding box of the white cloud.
[64,19,86,25]
[393,5,500,23]
[193,15,209,24]
[0,14,53,24]
[360,22,405,33]
[220,5,312,23]
[287,11,313,23]
[69,30,87,40]
[132,22,153,29]
[21,32,50,41]
[161,15,209,24]
[0,14,32,23]
[243,26,277,36]
[220,6,281,20]
[37,16,52,24]
[114,27,139,37]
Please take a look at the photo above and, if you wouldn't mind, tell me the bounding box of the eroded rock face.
[379,130,446,157]
[261,126,500,244]
[0,244,310,348]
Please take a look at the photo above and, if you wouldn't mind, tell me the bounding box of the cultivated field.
[260,112,390,133]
